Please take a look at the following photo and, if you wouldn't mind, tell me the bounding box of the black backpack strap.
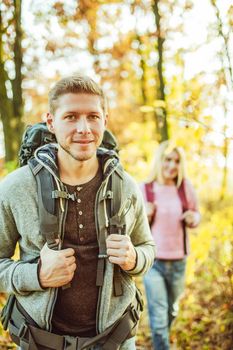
[109,170,125,297]
[96,165,126,296]
[28,159,76,250]
[96,179,114,288]
[29,159,59,250]
[109,166,126,297]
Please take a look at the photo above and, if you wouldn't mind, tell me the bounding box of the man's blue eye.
[65,115,75,120]
[89,115,99,119]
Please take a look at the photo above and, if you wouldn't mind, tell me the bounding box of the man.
[0,75,155,350]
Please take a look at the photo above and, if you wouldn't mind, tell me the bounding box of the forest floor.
[135,265,233,350]
[0,259,233,350]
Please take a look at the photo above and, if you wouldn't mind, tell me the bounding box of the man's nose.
[76,117,91,133]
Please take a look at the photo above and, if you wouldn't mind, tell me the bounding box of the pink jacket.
[141,179,200,259]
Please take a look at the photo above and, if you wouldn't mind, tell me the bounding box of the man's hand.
[181,210,199,227]
[39,242,76,288]
[106,234,137,271]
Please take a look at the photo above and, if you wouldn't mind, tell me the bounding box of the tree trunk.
[220,106,229,200]
[211,0,232,199]
[211,0,233,91]
[0,0,24,162]
[152,0,169,142]
[136,33,148,122]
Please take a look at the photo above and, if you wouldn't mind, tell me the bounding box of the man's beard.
[59,142,95,162]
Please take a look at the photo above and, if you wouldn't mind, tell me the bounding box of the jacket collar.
[34,144,120,180]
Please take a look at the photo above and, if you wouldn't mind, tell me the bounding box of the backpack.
[145,181,189,254]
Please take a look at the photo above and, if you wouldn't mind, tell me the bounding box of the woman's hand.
[146,202,156,224]
[181,210,200,227]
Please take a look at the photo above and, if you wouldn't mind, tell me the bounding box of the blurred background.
[0,0,233,349]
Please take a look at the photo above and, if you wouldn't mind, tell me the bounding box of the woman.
[141,140,200,350]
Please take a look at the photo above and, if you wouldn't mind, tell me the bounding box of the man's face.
[47,93,107,162]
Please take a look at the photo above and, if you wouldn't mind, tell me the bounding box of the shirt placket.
[76,186,85,242]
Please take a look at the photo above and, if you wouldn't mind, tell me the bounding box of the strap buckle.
[52,190,76,201]
[109,223,126,235]
[105,190,113,199]
[98,254,108,259]
[47,240,59,250]
[64,335,78,350]
[18,322,28,339]
[131,307,140,323]
[135,289,144,311]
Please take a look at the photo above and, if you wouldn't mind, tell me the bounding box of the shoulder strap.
[28,158,75,251]
[178,179,188,255]
[96,164,125,297]
[145,182,155,203]
[29,158,59,250]
[177,179,188,212]
[145,182,156,227]
[110,168,125,297]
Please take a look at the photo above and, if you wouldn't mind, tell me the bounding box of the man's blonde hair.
[48,74,107,114]
[147,140,186,187]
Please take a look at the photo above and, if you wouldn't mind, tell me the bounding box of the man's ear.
[46,113,55,134]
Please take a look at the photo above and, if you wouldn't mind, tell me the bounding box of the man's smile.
[71,139,94,144]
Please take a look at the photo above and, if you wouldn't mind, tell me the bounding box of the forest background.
[0,0,233,349]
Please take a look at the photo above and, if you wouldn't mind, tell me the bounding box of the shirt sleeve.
[184,179,201,227]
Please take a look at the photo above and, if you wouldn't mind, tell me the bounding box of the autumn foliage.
[0,0,233,349]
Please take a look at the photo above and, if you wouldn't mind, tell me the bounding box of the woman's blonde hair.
[147,140,186,187]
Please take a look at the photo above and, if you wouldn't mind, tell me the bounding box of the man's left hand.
[106,234,137,271]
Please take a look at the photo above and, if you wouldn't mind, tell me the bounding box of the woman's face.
[161,149,180,184]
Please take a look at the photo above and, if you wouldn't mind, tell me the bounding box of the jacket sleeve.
[125,179,155,276]
[0,177,45,295]
[184,179,201,228]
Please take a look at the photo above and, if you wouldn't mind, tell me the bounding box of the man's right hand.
[39,242,76,288]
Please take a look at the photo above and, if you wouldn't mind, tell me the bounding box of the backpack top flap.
[19,122,56,167]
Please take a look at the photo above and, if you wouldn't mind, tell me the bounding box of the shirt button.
[77,187,82,191]
[77,198,81,203]
[79,224,83,229]
[79,211,83,215]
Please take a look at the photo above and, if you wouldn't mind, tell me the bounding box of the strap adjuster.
[109,224,126,235]
[47,241,59,250]
[52,190,76,201]
[98,254,108,258]
[64,335,78,350]
[18,322,28,339]
[131,307,140,323]
[135,289,144,311]
[105,190,113,199]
